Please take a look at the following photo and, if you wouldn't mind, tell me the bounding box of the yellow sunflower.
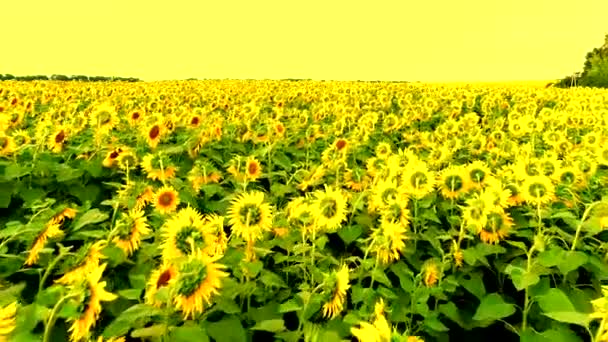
[245,156,262,181]
[170,252,228,319]
[422,260,440,287]
[145,261,178,307]
[24,209,76,266]
[401,161,435,199]
[369,178,403,213]
[141,154,178,181]
[311,186,348,233]
[153,186,180,214]
[322,265,350,319]
[521,175,555,206]
[127,108,145,126]
[227,191,273,242]
[90,103,119,135]
[0,134,15,156]
[369,220,408,264]
[102,148,123,168]
[67,263,117,342]
[113,209,150,256]
[56,240,107,285]
[161,206,217,261]
[0,301,17,341]
[437,165,468,199]
[465,160,492,190]
[479,209,513,244]
[462,194,490,230]
[143,122,164,149]
[48,126,68,153]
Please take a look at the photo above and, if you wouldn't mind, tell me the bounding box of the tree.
[556,34,608,88]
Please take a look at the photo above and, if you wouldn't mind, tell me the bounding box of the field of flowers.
[1,80,608,342]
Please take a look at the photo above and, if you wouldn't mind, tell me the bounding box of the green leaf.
[102,304,162,337]
[505,264,540,291]
[389,262,414,291]
[424,314,450,332]
[170,324,210,342]
[457,272,486,300]
[278,299,302,313]
[131,324,167,338]
[205,316,247,342]
[118,289,142,300]
[0,182,13,208]
[242,260,264,277]
[542,311,590,327]
[472,293,516,322]
[259,270,287,288]
[5,164,31,179]
[557,251,587,275]
[73,209,109,231]
[251,319,285,332]
[521,326,583,342]
[337,224,363,245]
[537,288,575,313]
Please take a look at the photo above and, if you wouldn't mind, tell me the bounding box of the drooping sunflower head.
[90,103,118,134]
[370,220,408,265]
[153,186,180,215]
[162,206,215,261]
[322,265,350,319]
[116,151,139,171]
[112,209,150,256]
[141,153,178,181]
[462,194,489,230]
[370,178,402,212]
[375,142,392,160]
[422,259,440,287]
[170,252,228,319]
[227,191,273,242]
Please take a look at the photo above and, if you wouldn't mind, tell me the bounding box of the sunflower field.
[1,80,608,342]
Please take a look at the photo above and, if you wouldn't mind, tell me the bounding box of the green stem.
[42,293,79,342]
[572,201,600,251]
[38,247,71,293]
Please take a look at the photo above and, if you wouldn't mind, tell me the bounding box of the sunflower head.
[153,186,180,214]
[227,191,273,242]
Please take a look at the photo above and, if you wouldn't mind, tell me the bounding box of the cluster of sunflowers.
[1,80,608,342]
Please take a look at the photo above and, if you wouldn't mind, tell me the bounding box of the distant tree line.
[0,74,140,82]
[553,34,608,88]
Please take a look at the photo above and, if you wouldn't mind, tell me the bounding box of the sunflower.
[24,211,72,266]
[56,240,107,285]
[48,126,68,153]
[479,209,513,244]
[597,146,608,167]
[113,209,150,256]
[465,160,492,190]
[245,156,262,181]
[522,175,555,206]
[369,220,408,264]
[462,194,489,230]
[161,206,217,261]
[227,191,273,242]
[153,186,180,214]
[102,148,123,168]
[422,260,440,287]
[369,178,403,212]
[116,151,139,171]
[10,129,30,146]
[96,337,126,342]
[322,265,350,319]
[552,166,582,188]
[480,177,512,210]
[143,122,164,149]
[128,108,144,126]
[0,301,17,341]
[90,103,118,135]
[375,142,392,160]
[311,186,348,233]
[141,154,178,181]
[171,252,228,319]
[351,299,391,342]
[204,214,228,257]
[145,261,178,307]
[67,263,117,342]
[0,134,15,156]
[437,165,468,199]
[344,167,370,192]
[401,161,435,199]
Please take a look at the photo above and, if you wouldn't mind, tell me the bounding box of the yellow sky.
[2,0,607,82]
